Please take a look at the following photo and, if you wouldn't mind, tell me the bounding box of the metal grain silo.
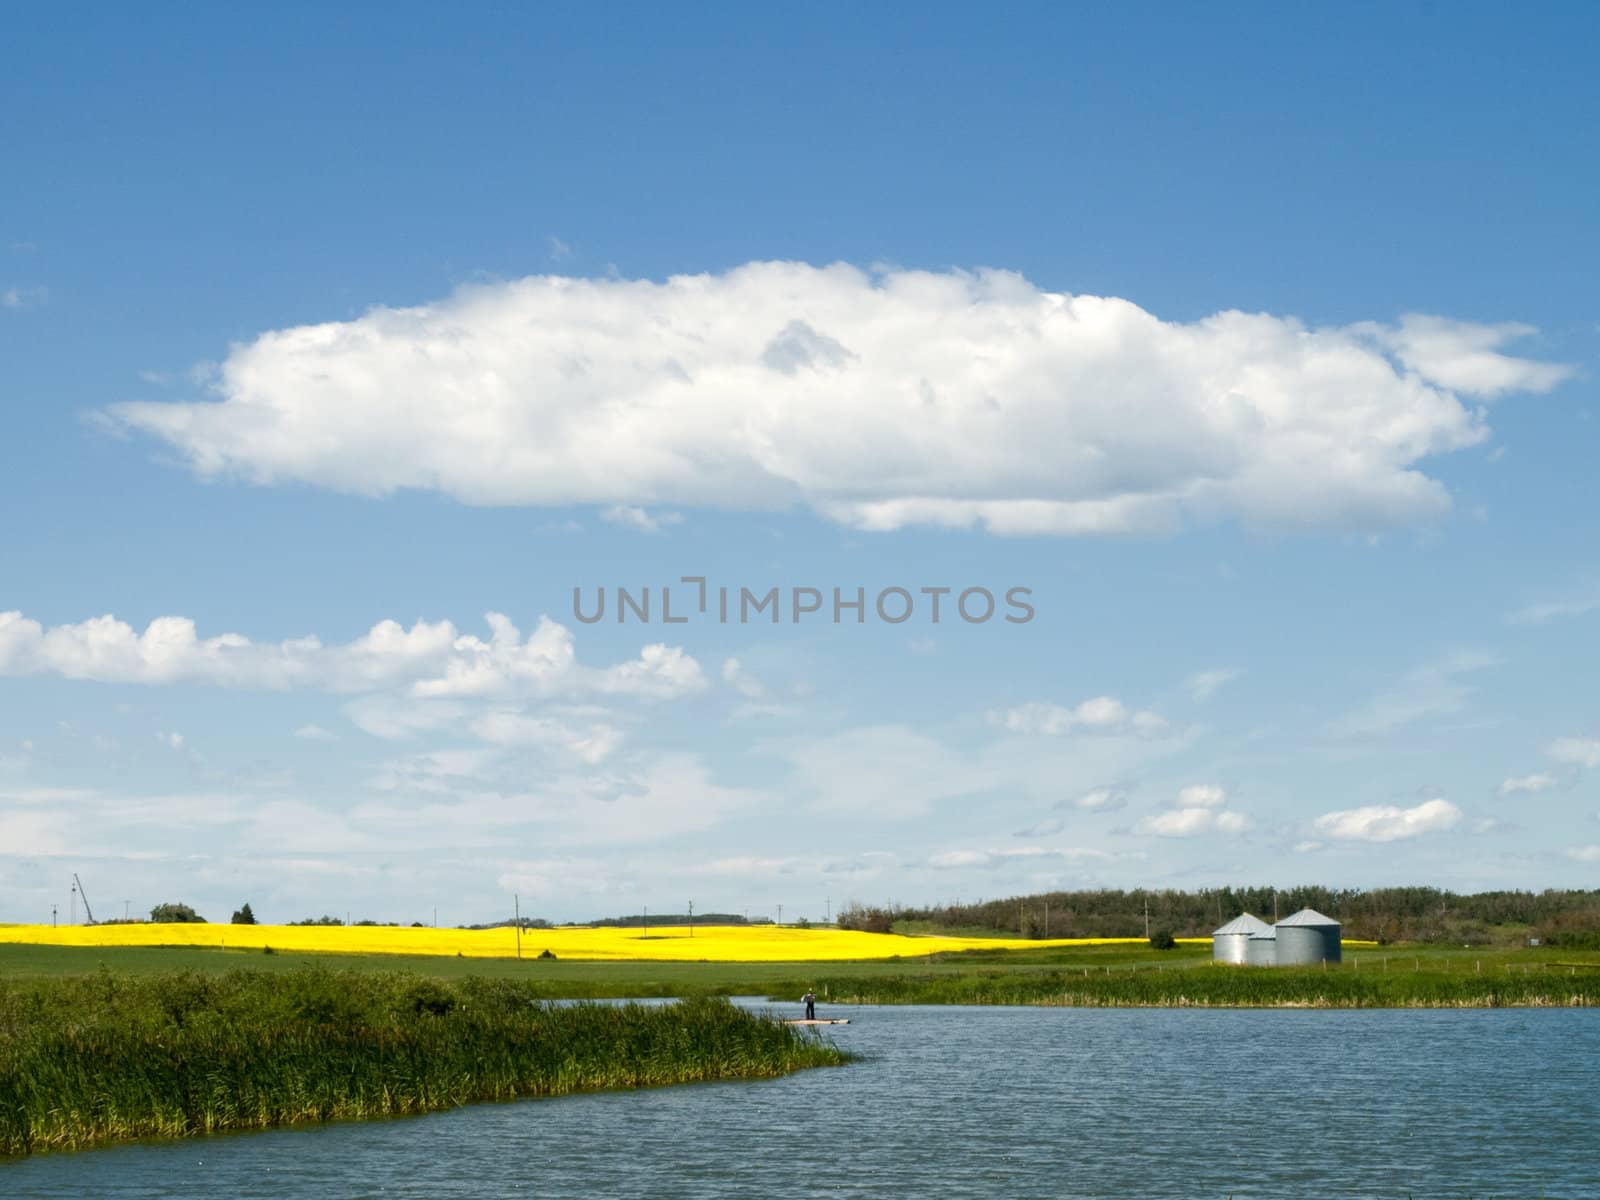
[1212,913,1273,964]
[1244,930,1277,966]
[1273,908,1342,965]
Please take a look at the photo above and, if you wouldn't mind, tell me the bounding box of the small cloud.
[1136,807,1250,838]
[155,730,185,751]
[1471,817,1503,834]
[1176,784,1226,809]
[138,370,174,386]
[720,657,766,700]
[1508,587,1600,625]
[1013,816,1065,838]
[1566,845,1600,863]
[294,724,338,742]
[929,846,1111,870]
[1292,840,1323,853]
[1135,783,1249,837]
[928,849,991,870]
[1184,668,1242,702]
[1061,787,1126,813]
[601,505,683,534]
[908,637,937,655]
[1548,736,1600,768]
[548,236,573,261]
[991,697,1166,738]
[1312,797,1462,843]
[1497,772,1557,796]
[2,285,47,310]
[1329,650,1499,739]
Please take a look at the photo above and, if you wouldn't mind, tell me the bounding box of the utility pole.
[70,882,76,925]
[825,897,831,923]
[1044,900,1050,939]
[124,900,130,921]
[643,904,648,940]
[514,894,522,960]
[51,905,58,927]
[1144,897,1150,939]
[777,903,783,926]
[688,900,694,938]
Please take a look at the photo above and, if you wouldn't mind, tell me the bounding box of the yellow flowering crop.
[0,923,1185,962]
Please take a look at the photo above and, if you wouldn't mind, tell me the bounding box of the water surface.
[7,1003,1595,1198]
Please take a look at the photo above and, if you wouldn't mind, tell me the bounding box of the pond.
[6,1002,1596,1198]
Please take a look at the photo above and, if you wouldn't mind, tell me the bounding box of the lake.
[6,1002,1597,1198]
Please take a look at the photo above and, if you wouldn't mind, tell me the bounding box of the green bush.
[150,903,205,924]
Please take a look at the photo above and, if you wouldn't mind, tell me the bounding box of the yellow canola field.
[0,923,1204,962]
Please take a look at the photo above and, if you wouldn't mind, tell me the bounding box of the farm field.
[0,922,1191,962]
[3,937,1594,1006]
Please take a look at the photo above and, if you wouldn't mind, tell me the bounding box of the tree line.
[838,886,1600,945]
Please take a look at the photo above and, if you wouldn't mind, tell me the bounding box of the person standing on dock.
[803,988,816,1020]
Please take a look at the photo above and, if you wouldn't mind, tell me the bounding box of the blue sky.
[2,4,1598,925]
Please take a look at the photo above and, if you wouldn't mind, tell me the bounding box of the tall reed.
[0,968,851,1157]
[806,961,1600,1008]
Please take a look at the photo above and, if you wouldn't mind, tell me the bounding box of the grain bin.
[1273,907,1342,965]
[1211,913,1273,964]
[1244,930,1277,966]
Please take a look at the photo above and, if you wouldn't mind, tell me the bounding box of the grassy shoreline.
[0,969,852,1158]
[5,940,1597,1006]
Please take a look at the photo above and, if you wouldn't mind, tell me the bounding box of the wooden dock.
[783,1018,850,1025]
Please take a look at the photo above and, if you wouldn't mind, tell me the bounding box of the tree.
[150,902,205,923]
[231,903,257,925]
[1149,929,1177,950]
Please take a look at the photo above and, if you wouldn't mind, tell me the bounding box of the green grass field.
[4,939,1596,1005]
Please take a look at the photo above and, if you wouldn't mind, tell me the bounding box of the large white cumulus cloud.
[106,262,1570,535]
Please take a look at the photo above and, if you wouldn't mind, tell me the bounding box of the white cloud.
[547,236,573,262]
[1330,650,1499,738]
[342,696,465,740]
[1292,840,1323,853]
[1507,587,1600,625]
[468,711,623,764]
[1065,787,1127,812]
[720,657,766,700]
[1013,816,1066,838]
[155,731,185,752]
[1135,783,1250,837]
[991,697,1166,737]
[1185,667,1242,702]
[1548,737,1600,769]
[1497,773,1558,796]
[1312,797,1462,842]
[102,263,1571,536]
[1567,845,1600,863]
[600,505,683,533]
[1136,807,1251,838]
[1176,784,1226,809]
[2,285,47,310]
[354,752,761,847]
[0,610,703,701]
[928,846,1111,870]
[294,724,337,741]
